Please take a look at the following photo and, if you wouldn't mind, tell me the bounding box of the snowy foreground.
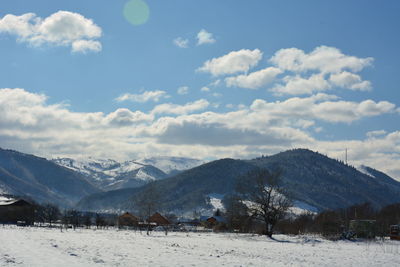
[1,226,400,266]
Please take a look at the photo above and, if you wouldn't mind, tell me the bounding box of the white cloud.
[366,130,387,138]
[225,67,282,89]
[0,11,102,53]
[196,29,216,45]
[177,86,189,95]
[151,99,209,115]
[173,37,189,48]
[269,46,373,74]
[72,40,101,53]
[104,108,153,126]
[115,90,169,103]
[329,71,372,91]
[250,94,396,123]
[271,74,331,95]
[1,88,399,180]
[200,86,210,92]
[198,49,262,76]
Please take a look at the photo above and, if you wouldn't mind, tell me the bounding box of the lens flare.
[123,0,150,26]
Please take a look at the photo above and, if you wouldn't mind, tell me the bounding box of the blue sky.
[0,0,399,178]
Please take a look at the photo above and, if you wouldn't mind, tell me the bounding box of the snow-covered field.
[1,226,400,266]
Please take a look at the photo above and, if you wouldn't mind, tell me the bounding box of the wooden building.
[0,197,34,225]
[148,212,170,226]
[118,212,139,227]
[390,225,400,240]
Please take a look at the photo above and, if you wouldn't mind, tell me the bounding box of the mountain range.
[1,147,400,215]
[76,149,400,214]
[51,157,204,191]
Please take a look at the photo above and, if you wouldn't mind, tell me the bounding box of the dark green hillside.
[249,149,400,210]
[0,148,99,207]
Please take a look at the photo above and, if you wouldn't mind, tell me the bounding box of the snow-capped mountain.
[136,156,205,175]
[52,156,204,191]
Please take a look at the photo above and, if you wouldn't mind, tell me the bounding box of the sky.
[0,0,399,178]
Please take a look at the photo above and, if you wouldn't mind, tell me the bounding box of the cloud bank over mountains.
[1,83,399,179]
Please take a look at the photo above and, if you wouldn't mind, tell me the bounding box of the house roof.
[119,212,139,220]
[200,216,227,223]
[148,212,170,225]
[0,196,22,206]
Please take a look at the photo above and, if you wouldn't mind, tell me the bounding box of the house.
[0,196,34,225]
[118,212,139,228]
[200,216,226,224]
[390,225,400,240]
[148,212,170,226]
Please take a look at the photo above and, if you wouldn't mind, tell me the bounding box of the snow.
[103,161,144,177]
[357,165,376,178]
[207,194,225,212]
[0,196,15,205]
[289,201,319,215]
[1,226,400,266]
[136,156,204,174]
[52,156,204,190]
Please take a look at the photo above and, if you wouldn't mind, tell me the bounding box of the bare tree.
[42,203,61,226]
[235,169,292,237]
[223,194,252,232]
[134,182,161,235]
[95,213,105,229]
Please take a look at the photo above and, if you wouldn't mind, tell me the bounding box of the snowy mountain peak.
[136,156,205,175]
[52,156,204,191]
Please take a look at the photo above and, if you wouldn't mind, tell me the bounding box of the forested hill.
[77,149,400,213]
[249,149,400,210]
[0,148,99,207]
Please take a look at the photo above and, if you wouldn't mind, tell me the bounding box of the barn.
[118,212,139,228]
[148,212,170,226]
[0,197,35,225]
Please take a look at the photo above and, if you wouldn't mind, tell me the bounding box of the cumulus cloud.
[269,46,373,74]
[271,74,331,95]
[104,109,153,126]
[201,46,373,94]
[250,94,396,123]
[200,86,210,92]
[198,49,262,76]
[0,11,102,53]
[225,67,282,89]
[177,86,189,95]
[329,71,372,91]
[173,37,189,48]
[196,29,215,45]
[115,90,169,103]
[71,39,101,53]
[151,99,209,115]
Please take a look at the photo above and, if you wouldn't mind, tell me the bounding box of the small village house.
[0,196,35,225]
[148,212,170,226]
[390,225,400,240]
[118,212,139,228]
